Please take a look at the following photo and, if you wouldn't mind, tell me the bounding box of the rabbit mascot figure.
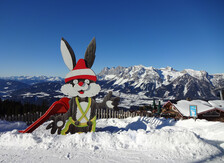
[46,38,120,135]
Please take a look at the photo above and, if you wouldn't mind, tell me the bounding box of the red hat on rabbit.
[60,37,97,83]
[65,59,97,83]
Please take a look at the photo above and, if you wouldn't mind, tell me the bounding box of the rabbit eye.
[84,79,90,84]
[73,80,78,84]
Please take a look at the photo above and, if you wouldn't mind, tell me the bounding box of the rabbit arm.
[96,91,120,110]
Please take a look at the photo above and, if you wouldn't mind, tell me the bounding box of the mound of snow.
[0,117,224,162]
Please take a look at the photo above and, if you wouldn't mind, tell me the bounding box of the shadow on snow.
[96,117,177,133]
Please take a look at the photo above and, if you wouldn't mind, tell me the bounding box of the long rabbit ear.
[60,38,76,70]
[84,37,96,68]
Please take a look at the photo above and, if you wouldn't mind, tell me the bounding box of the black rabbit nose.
[78,81,84,86]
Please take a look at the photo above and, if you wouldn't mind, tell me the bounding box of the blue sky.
[0,0,223,77]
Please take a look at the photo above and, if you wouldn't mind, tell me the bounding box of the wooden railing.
[0,112,43,125]
[0,108,153,125]
[96,108,152,119]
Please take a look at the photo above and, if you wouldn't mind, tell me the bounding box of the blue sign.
[189,105,197,117]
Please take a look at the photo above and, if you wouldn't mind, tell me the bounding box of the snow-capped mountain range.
[0,66,223,108]
[98,66,224,100]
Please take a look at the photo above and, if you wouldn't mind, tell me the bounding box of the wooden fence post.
[108,109,111,118]
[103,109,106,119]
[111,109,114,118]
[8,115,11,122]
[12,115,15,121]
[100,109,103,119]
[127,111,130,118]
[106,108,108,119]
[98,108,100,119]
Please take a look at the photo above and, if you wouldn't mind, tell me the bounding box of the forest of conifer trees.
[0,98,49,118]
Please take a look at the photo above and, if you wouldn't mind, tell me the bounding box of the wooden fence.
[0,108,152,125]
[96,108,152,119]
[0,112,43,125]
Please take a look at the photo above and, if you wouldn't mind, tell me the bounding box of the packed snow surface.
[0,117,224,162]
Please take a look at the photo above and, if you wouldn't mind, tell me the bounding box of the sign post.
[189,105,197,121]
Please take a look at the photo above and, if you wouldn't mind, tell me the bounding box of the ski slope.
[0,117,224,162]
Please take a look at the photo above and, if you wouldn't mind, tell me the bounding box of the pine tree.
[157,101,162,114]
[0,98,2,116]
[153,99,157,113]
[23,103,29,114]
[41,100,49,113]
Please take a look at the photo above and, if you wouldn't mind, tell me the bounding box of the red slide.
[19,97,70,133]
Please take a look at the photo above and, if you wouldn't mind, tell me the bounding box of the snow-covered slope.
[0,79,30,99]
[0,117,224,162]
[0,77,64,103]
[9,81,64,104]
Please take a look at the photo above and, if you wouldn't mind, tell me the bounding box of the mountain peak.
[160,66,174,71]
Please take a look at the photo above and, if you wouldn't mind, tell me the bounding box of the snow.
[6,82,12,85]
[112,92,159,108]
[208,100,224,110]
[174,100,213,116]
[99,65,224,92]
[173,100,224,116]
[160,67,182,85]
[105,75,116,80]
[0,120,27,132]
[21,92,50,98]
[183,69,206,80]
[0,76,64,84]
[54,95,65,99]
[114,78,129,85]
[134,79,144,88]
[0,117,224,162]
[164,91,169,97]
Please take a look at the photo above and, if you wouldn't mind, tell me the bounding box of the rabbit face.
[61,79,101,98]
[60,37,100,98]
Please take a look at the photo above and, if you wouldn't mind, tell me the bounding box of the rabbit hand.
[103,91,120,110]
[46,115,65,134]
